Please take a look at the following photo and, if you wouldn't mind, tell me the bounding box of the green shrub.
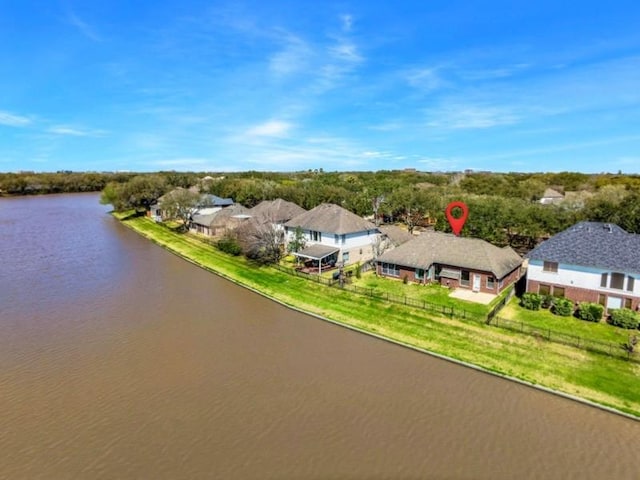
[552,297,574,316]
[216,236,242,256]
[402,274,409,284]
[609,308,640,329]
[541,294,554,309]
[520,293,542,310]
[355,262,362,279]
[577,302,604,322]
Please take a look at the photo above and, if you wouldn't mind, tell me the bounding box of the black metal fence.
[274,264,638,362]
[273,263,477,320]
[490,315,639,363]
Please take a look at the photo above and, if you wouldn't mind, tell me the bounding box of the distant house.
[248,199,306,229]
[284,203,380,268]
[376,231,523,294]
[525,222,640,311]
[149,191,233,221]
[539,188,564,205]
[190,204,250,237]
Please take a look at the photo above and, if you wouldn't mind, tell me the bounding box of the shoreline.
[115,214,640,422]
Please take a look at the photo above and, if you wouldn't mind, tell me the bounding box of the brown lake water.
[0,193,638,479]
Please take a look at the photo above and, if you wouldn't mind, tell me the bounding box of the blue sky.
[2,1,640,173]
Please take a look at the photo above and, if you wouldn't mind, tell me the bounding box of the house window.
[380,262,399,277]
[543,261,558,273]
[342,251,350,263]
[460,270,470,287]
[601,273,608,288]
[553,286,565,298]
[610,272,625,290]
[624,298,632,309]
[627,276,635,292]
[538,284,551,295]
[312,231,321,242]
[415,268,425,280]
[486,276,495,290]
[341,234,346,245]
[334,234,339,244]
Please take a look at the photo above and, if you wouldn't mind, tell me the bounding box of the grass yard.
[118,215,640,418]
[500,297,633,345]
[350,271,492,319]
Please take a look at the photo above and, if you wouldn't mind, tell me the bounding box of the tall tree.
[159,188,202,231]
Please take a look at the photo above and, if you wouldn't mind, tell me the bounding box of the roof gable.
[284,203,377,235]
[248,198,306,224]
[526,221,640,273]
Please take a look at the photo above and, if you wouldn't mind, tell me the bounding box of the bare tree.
[372,194,385,226]
[238,214,286,264]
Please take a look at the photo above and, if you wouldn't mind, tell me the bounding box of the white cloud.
[406,67,447,92]
[269,36,313,77]
[340,14,353,32]
[329,41,362,64]
[0,111,31,127]
[427,105,519,129]
[246,120,293,137]
[47,125,106,137]
[67,11,101,42]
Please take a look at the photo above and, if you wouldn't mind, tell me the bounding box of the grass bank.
[119,215,640,419]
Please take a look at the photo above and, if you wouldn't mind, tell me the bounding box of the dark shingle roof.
[378,231,523,278]
[248,199,306,224]
[525,221,640,274]
[284,203,377,235]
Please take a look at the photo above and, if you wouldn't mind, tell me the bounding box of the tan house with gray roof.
[284,203,381,267]
[376,231,523,294]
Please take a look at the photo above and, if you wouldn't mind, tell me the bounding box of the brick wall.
[526,279,639,310]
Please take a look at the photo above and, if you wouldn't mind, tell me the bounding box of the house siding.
[526,261,640,310]
[285,227,379,265]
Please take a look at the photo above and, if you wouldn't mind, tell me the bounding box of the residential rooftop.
[378,230,523,279]
[525,221,640,274]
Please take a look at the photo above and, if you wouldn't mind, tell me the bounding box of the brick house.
[525,222,640,311]
[376,231,523,294]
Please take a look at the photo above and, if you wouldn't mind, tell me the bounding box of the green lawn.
[500,297,632,345]
[119,215,640,418]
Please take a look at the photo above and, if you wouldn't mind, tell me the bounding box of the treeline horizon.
[4,169,640,251]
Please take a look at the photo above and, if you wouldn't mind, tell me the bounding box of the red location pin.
[445,201,469,236]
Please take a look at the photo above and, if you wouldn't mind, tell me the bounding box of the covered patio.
[293,245,339,274]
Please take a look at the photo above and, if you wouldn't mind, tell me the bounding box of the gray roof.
[525,221,640,274]
[200,194,234,207]
[191,204,249,227]
[285,203,377,235]
[248,199,306,224]
[379,225,414,246]
[378,231,523,279]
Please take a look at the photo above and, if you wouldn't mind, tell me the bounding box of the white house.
[525,222,640,311]
[284,203,380,268]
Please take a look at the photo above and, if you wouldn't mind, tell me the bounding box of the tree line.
[19,168,637,252]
